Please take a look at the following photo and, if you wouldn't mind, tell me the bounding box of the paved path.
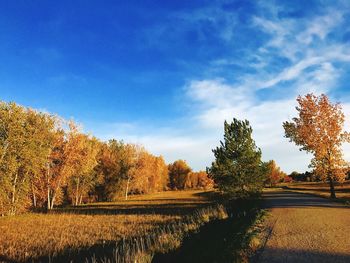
[258,189,350,263]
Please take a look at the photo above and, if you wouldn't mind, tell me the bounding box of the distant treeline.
[288,171,350,182]
[0,102,212,216]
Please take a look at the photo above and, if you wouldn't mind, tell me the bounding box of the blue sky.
[2,0,350,173]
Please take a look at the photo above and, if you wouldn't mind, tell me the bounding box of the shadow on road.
[262,190,348,209]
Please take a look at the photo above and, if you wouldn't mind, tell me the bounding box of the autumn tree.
[168,160,192,190]
[95,140,137,201]
[152,156,169,191]
[283,94,350,198]
[44,123,68,210]
[25,110,57,209]
[185,171,213,189]
[129,147,150,194]
[93,142,112,201]
[0,102,32,215]
[207,118,265,198]
[264,160,286,187]
[130,151,169,194]
[44,121,93,210]
[119,143,138,200]
[67,135,101,205]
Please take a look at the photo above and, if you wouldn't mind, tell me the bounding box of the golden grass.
[0,190,216,262]
[282,180,350,203]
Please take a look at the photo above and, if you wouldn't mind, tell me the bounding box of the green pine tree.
[207,118,265,198]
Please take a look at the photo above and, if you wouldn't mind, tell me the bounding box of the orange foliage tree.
[264,160,286,187]
[44,122,84,210]
[130,150,168,194]
[95,140,136,201]
[283,94,350,198]
[168,160,192,190]
[185,171,214,189]
[95,142,169,200]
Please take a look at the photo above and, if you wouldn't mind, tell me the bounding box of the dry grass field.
[283,181,350,203]
[0,190,219,262]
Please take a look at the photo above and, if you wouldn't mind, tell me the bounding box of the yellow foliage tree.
[283,94,350,198]
[67,134,101,205]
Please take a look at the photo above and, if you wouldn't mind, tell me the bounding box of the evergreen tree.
[207,118,264,198]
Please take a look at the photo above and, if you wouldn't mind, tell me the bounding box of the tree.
[67,135,101,205]
[44,121,89,210]
[0,102,32,215]
[197,171,214,189]
[25,109,57,209]
[130,151,169,194]
[95,140,137,201]
[185,171,214,189]
[129,147,151,194]
[152,156,169,192]
[283,94,350,198]
[44,124,67,210]
[289,171,300,181]
[264,160,286,187]
[168,160,192,190]
[207,118,264,198]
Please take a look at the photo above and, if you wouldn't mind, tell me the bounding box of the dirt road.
[257,189,350,263]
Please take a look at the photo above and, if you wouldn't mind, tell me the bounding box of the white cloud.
[297,12,343,44]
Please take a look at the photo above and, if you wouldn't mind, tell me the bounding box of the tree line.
[1,93,348,215]
[0,102,212,216]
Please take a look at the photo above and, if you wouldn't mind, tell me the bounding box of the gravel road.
[257,189,350,263]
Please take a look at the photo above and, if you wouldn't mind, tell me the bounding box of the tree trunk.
[32,182,37,208]
[329,177,336,199]
[50,179,62,210]
[50,193,55,210]
[47,163,51,210]
[75,178,80,206]
[12,172,18,204]
[47,188,51,210]
[125,177,130,200]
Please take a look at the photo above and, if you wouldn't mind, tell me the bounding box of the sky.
[1,0,350,173]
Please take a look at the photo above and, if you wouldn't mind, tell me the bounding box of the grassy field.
[283,180,350,203]
[0,190,222,262]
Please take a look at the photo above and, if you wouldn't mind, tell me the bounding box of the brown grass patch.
[0,190,217,262]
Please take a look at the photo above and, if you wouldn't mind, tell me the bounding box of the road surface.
[258,189,350,263]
